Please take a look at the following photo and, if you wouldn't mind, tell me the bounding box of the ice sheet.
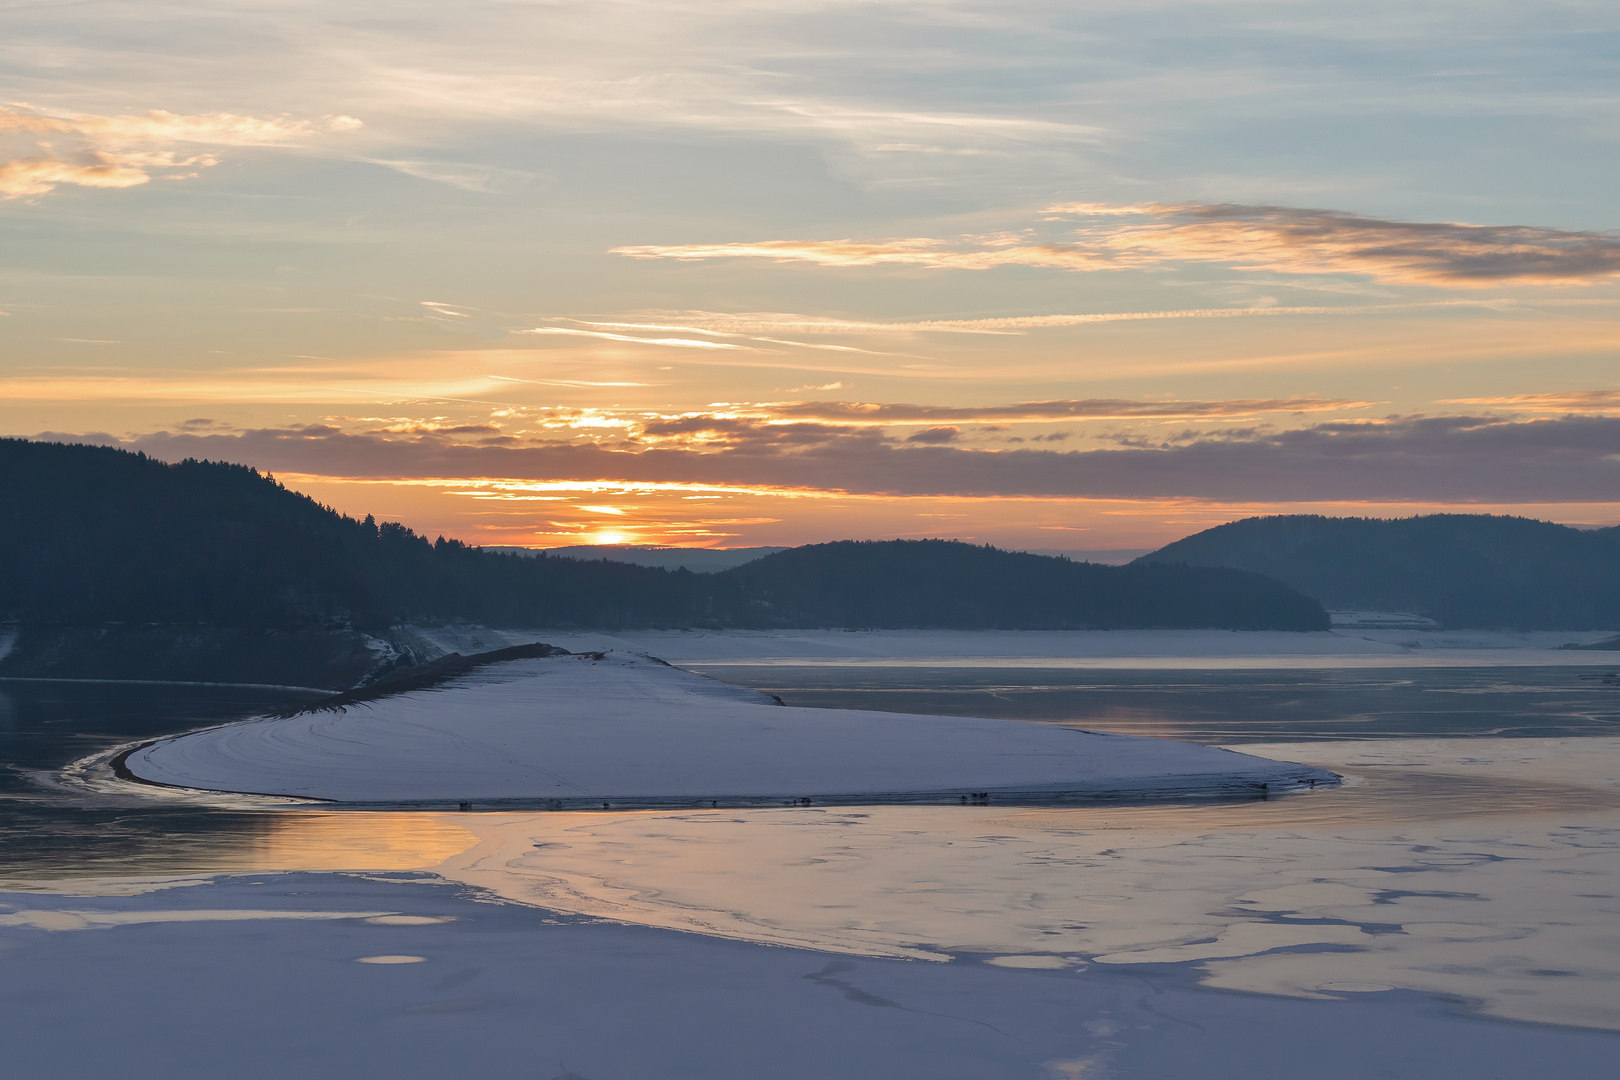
[421,737,1620,1030]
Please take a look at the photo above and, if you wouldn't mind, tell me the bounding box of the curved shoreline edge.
[108,752,1336,811]
[104,741,339,804]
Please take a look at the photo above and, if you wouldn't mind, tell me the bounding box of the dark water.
[691,665,1620,742]
[3,666,1619,879]
[0,681,319,878]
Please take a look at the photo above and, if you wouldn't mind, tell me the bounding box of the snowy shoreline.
[116,649,1337,807]
[387,625,1620,669]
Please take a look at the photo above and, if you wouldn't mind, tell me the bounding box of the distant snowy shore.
[116,650,1335,806]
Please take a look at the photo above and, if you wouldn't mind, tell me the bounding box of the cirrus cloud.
[1096,203,1620,287]
[750,395,1375,425]
[611,236,1117,272]
[1440,390,1620,412]
[613,203,1620,288]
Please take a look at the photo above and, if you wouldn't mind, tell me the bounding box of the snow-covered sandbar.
[117,648,1335,806]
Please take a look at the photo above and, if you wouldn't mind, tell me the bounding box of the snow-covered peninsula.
[116,647,1335,805]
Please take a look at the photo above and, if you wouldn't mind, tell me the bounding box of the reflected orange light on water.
[253,812,478,871]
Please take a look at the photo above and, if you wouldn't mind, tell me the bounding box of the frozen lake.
[693,663,1620,742]
[3,660,1619,1077]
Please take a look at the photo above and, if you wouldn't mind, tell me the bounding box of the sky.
[3,0,1618,551]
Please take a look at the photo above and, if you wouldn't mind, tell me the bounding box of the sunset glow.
[3,1,1616,549]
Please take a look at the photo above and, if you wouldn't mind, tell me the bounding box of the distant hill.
[500,544,1155,572]
[492,544,788,572]
[0,440,1329,682]
[711,540,1327,631]
[1137,514,1620,629]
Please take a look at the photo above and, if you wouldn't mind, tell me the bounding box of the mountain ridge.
[1137,513,1620,629]
[0,439,1328,686]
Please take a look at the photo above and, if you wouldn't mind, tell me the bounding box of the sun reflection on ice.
[420,737,1620,1031]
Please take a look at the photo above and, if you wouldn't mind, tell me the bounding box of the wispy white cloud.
[0,155,150,196]
[572,298,1618,340]
[518,326,753,350]
[611,237,1117,272]
[1043,201,1159,216]
[573,320,738,337]
[0,104,361,198]
[759,101,1102,145]
[364,157,538,193]
[486,374,650,388]
[558,317,920,358]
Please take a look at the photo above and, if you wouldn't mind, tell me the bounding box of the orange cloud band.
[54,411,1620,505]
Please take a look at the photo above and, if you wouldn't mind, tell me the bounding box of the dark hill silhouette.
[0,437,695,632]
[713,540,1327,631]
[0,439,1327,682]
[1137,514,1620,629]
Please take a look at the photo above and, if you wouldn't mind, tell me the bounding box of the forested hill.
[712,540,1327,630]
[0,439,1326,636]
[0,438,689,632]
[1137,514,1620,629]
